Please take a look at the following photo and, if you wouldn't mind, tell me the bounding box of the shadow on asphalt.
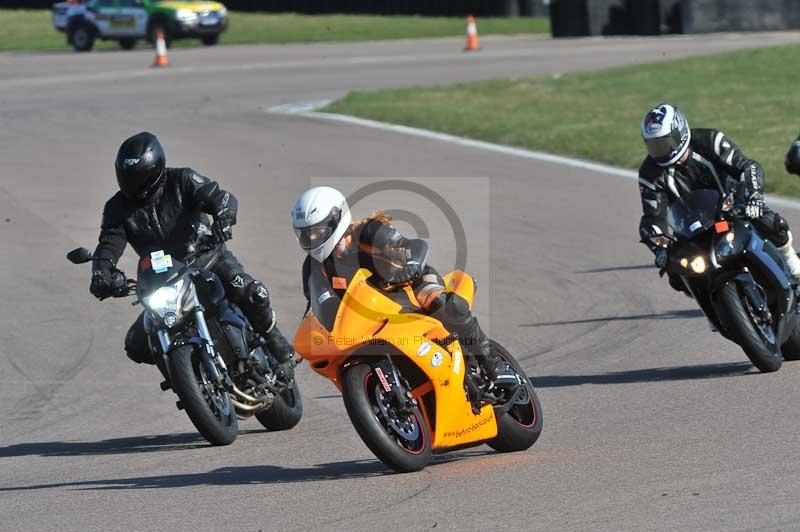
[0,450,493,491]
[0,430,266,459]
[519,308,704,327]
[531,361,754,388]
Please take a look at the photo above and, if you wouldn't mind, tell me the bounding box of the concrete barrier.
[681,0,800,33]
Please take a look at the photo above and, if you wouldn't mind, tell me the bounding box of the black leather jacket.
[93,168,237,274]
[638,128,764,252]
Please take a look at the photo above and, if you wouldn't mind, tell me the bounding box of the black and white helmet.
[641,103,691,167]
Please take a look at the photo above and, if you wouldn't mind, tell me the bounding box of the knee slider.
[245,281,270,309]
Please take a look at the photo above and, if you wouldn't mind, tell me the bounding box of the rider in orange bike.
[292,186,518,405]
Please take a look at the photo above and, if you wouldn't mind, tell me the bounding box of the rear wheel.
[341,363,431,472]
[255,382,303,431]
[168,345,238,445]
[715,282,782,372]
[486,341,543,452]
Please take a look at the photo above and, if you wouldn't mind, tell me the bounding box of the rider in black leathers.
[90,132,294,372]
[638,104,800,291]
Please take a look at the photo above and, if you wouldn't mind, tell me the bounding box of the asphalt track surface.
[3,33,800,532]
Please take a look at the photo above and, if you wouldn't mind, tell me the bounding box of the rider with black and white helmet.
[638,103,800,285]
[292,186,519,410]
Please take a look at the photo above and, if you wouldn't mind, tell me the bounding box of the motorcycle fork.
[373,357,417,414]
[193,296,229,387]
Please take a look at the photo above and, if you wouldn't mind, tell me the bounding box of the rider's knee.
[244,280,271,309]
[124,321,151,364]
[430,292,472,327]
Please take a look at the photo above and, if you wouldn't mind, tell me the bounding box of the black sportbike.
[653,187,800,373]
[67,240,302,445]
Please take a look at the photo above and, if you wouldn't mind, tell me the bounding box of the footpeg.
[160,380,171,391]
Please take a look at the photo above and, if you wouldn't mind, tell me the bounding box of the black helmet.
[115,132,166,203]
[786,140,800,176]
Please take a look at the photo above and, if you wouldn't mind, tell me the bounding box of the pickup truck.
[52,0,228,52]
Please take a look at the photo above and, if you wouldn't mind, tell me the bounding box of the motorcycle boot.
[778,231,800,281]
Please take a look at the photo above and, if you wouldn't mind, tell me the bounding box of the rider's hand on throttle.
[90,270,113,299]
[746,192,765,219]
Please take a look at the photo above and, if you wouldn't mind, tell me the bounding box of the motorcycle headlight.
[715,230,736,259]
[145,279,185,318]
[690,256,707,274]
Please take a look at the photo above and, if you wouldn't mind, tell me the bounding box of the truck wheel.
[119,38,137,50]
[201,34,219,46]
[69,24,95,52]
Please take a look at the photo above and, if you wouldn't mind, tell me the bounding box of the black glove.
[212,210,236,243]
[745,192,765,220]
[90,270,113,300]
[654,248,668,270]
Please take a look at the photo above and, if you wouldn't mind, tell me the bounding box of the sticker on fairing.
[689,221,703,233]
[416,342,432,357]
[317,291,332,304]
[150,250,173,273]
[431,352,444,368]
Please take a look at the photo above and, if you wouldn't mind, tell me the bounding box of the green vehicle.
[52,0,229,52]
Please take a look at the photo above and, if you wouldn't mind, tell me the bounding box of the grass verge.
[326,44,800,198]
[0,10,548,52]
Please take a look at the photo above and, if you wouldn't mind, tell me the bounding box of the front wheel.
[168,345,238,445]
[69,24,95,52]
[255,381,303,431]
[341,363,431,473]
[486,341,543,452]
[201,34,220,46]
[782,320,800,360]
[715,282,782,372]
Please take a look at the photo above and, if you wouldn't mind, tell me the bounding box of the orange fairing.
[293,268,495,449]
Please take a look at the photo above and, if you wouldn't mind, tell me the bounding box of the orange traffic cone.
[152,31,169,68]
[464,15,480,52]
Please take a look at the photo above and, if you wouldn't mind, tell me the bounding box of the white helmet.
[641,103,691,167]
[292,186,352,263]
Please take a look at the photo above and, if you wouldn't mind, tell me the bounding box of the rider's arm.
[638,165,670,254]
[92,196,128,275]
[180,169,239,223]
[359,219,429,284]
[707,129,765,197]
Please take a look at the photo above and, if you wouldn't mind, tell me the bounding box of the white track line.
[270,100,800,211]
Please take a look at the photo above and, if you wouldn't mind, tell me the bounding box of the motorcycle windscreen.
[136,255,185,298]
[666,189,721,239]
[308,268,342,332]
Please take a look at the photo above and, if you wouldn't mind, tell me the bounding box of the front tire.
[201,34,220,46]
[256,381,303,431]
[341,363,431,473]
[168,345,238,445]
[69,24,95,52]
[715,282,782,372]
[486,341,543,452]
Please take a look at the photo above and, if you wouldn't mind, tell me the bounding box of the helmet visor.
[645,128,685,165]
[295,207,341,250]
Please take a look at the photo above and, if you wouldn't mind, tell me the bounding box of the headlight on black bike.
[144,279,194,328]
[679,255,707,274]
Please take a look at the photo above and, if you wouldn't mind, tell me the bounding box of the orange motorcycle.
[294,267,542,472]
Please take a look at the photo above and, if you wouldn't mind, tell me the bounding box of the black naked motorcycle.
[67,241,302,445]
[651,186,800,373]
